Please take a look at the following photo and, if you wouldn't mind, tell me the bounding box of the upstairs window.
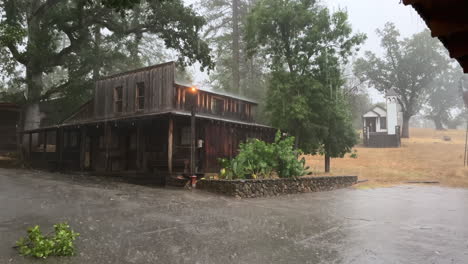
[114,86,123,113]
[212,98,224,115]
[136,82,145,110]
[239,102,246,114]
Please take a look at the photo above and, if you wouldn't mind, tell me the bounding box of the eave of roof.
[175,83,258,104]
[402,0,468,73]
[22,110,273,133]
[97,61,175,81]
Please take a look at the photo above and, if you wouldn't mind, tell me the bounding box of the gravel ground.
[1,168,468,264]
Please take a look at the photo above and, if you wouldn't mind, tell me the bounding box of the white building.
[362,90,402,147]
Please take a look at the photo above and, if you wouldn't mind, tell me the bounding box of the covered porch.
[22,112,274,183]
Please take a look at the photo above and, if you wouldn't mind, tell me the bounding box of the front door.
[366,117,377,132]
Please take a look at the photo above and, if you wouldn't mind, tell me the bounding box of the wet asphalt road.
[1,168,468,264]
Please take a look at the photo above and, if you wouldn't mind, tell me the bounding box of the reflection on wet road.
[1,168,467,263]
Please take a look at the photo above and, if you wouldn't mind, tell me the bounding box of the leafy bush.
[15,223,79,258]
[219,131,311,179]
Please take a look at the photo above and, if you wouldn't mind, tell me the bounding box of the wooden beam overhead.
[441,33,468,59]
[429,20,468,37]
[404,0,468,72]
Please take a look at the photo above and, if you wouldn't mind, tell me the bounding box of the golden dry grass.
[306,128,468,188]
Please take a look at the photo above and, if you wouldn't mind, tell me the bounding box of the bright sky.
[326,0,426,55]
[185,0,429,102]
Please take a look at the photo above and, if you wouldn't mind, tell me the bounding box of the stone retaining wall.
[196,176,358,198]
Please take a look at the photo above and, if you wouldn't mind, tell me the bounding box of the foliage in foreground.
[15,223,79,259]
[219,131,311,180]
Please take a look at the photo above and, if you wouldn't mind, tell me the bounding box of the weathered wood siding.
[94,62,175,119]
[203,121,275,172]
[0,105,19,153]
[62,100,94,125]
[175,84,256,122]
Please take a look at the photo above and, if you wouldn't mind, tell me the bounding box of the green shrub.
[350,149,358,159]
[219,131,311,179]
[15,222,79,258]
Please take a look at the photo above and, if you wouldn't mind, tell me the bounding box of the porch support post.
[43,130,47,161]
[28,132,32,158]
[55,128,59,167]
[168,117,173,174]
[79,126,86,171]
[58,128,63,170]
[136,121,142,171]
[105,123,110,171]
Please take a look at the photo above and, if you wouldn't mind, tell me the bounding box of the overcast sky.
[327,0,426,56]
[187,0,428,102]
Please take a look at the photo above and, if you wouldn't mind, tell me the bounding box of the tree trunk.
[324,153,330,173]
[402,114,411,138]
[93,25,101,80]
[433,116,444,130]
[293,128,300,149]
[232,0,240,94]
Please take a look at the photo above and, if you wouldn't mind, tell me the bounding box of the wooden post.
[55,128,60,167]
[105,124,110,171]
[58,128,63,170]
[79,127,86,171]
[43,130,47,162]
[191,106,196,175]
[168,117,173,174]
[136,121,142,171]
[28,132,32,159]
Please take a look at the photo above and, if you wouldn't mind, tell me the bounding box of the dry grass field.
[306,128,468,188]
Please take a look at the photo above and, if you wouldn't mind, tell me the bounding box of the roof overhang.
[175,83,258,104]
[21,111,273,133]
[402,0,468,73]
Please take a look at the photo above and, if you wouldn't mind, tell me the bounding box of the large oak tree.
[0,0,212,131]
[354,23,447,138]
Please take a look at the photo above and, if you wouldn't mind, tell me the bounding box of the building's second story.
[63,62,258,125]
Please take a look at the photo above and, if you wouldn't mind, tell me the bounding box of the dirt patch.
[306,128,468,188]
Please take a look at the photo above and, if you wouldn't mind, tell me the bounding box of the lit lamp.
[189,86,198,187]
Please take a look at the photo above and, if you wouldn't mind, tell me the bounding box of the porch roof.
[22,110,273,133]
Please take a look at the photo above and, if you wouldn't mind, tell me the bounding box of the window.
[136,82,145,110]
[239,102,246,114]
[114,86,123,113]
[212,98,224,115]
[380,117,387,129]
[185,91,196,110]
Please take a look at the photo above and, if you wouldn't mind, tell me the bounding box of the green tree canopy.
[245,0,365,172]
[0,0,213,129]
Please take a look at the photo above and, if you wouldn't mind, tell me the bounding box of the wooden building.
[22,62,275,181]
[362,90,401,148]
[0,103,20,154]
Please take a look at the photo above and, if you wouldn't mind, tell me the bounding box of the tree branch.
[39,81,70,101]
[6,43,28,65]
[30,0,62,21]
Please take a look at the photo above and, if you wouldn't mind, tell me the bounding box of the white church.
[362,90,403,147]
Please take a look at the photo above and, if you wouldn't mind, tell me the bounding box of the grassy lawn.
[306,128,468,188]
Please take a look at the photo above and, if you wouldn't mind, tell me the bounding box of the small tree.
[322,95,357,172]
